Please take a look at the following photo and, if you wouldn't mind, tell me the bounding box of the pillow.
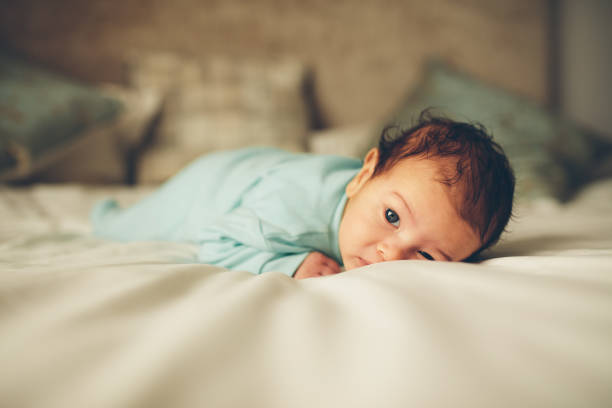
[126,53,311,183]
[0,136,18,175]
[33,84,163,184]
[0,53,122,182]
[365,61,608,202]
[308,122,378,158]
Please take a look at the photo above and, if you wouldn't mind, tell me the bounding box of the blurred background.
[0,0,611,190]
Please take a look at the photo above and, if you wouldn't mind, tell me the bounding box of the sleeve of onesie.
[196,206,315,277]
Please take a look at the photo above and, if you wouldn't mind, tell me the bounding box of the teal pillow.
[0,53,122,181]
[373,61,606,202]
[0,136,18,175]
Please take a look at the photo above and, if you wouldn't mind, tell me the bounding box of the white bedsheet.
[1,181,611,408]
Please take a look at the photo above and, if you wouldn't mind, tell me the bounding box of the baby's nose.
[377,241,408,262]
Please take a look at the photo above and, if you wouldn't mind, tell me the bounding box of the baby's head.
[338,111,515,270]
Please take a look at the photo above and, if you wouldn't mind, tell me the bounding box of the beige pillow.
[127,53,311,184]
[308,122,379,159]
[35,85,163,184]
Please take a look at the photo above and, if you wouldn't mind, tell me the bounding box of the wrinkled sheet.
[1,181,611,408]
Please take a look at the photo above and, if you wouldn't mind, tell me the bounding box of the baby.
[91,111,515,279]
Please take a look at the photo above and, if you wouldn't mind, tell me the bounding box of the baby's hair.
[374,109,515,257]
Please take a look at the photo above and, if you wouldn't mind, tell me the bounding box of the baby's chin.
[340,256,354,271]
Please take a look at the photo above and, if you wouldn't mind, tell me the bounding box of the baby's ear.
[346,148,379,197]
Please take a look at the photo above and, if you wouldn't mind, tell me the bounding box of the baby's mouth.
[356,257,371,267]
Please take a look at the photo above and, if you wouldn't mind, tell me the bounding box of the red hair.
[374,110,515,257]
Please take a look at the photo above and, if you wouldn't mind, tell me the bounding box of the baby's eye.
[385,208,400,227]
[418,251,435,261]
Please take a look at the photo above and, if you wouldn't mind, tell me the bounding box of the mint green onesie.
[91,147,361,276]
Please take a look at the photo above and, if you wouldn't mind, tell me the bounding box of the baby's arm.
[293,252,341,279]
[198,207,342,278]
[198,238,309,277]
[200,236,339,278]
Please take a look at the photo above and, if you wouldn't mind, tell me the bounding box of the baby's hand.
[293,252,341,279]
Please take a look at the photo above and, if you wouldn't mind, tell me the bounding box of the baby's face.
[338,149,481,271]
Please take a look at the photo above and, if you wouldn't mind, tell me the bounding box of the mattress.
[1,181,611,407]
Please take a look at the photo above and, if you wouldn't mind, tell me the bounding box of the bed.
[2,49,612,407]
[1,177,611,408]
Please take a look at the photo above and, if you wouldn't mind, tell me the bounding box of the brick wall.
[0,0,550,127]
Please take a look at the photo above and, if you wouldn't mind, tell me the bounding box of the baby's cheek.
[356,214,379,242]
